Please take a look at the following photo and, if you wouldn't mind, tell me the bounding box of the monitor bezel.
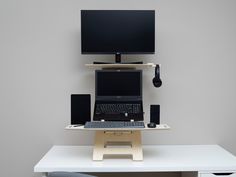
[81,10,155,55]
[95,70,143,101]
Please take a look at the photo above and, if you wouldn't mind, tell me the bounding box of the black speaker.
[71,94,91,125]
[150,105,160,124]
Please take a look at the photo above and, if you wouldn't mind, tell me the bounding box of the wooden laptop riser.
[93,130,143,161]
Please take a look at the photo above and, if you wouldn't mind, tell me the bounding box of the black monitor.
[81,10,155,63]
[95,70,142,101]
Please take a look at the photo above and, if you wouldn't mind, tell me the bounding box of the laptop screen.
[96,70,142,99]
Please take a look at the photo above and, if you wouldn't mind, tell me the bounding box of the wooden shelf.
[65,123,170,161]
[85,63,157,69]
[65,123,170,131]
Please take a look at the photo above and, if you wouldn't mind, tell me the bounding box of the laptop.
[93,70,144,121]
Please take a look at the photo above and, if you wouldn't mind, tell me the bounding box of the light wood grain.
[93,130,143,161]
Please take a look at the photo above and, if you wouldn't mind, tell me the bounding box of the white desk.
[34,145,236,177]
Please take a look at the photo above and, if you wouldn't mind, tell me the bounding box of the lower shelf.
[65,124,170,131]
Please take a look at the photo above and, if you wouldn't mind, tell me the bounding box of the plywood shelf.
[65,123,170,131]
[85,63,157,69]
[65,123,169,161]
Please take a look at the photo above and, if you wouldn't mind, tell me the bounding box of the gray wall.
[0,0,236,177]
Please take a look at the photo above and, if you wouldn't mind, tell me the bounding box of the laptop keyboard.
[84,121,145,128]
[95,103,141,114]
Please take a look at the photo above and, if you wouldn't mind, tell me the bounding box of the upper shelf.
[85,63,157,69]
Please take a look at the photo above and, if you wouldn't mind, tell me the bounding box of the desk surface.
[34,145,236,173]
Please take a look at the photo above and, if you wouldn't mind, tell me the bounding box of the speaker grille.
[150,105,160,124]
[71,94,91,125]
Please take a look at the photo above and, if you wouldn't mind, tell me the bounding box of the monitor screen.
[81,10,155,54]
[96,70,142,98]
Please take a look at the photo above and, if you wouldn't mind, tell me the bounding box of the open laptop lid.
[95,70,142,101]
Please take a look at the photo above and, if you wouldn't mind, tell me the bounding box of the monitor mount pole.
[116,53,143,64]
[115,53,143,64]
[115,53,121,63]
[93,53,143,64]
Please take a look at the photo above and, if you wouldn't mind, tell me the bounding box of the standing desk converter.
[34,145,236,177]
[65,124,170,161]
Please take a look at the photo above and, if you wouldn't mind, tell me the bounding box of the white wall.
[0,0,236,177]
